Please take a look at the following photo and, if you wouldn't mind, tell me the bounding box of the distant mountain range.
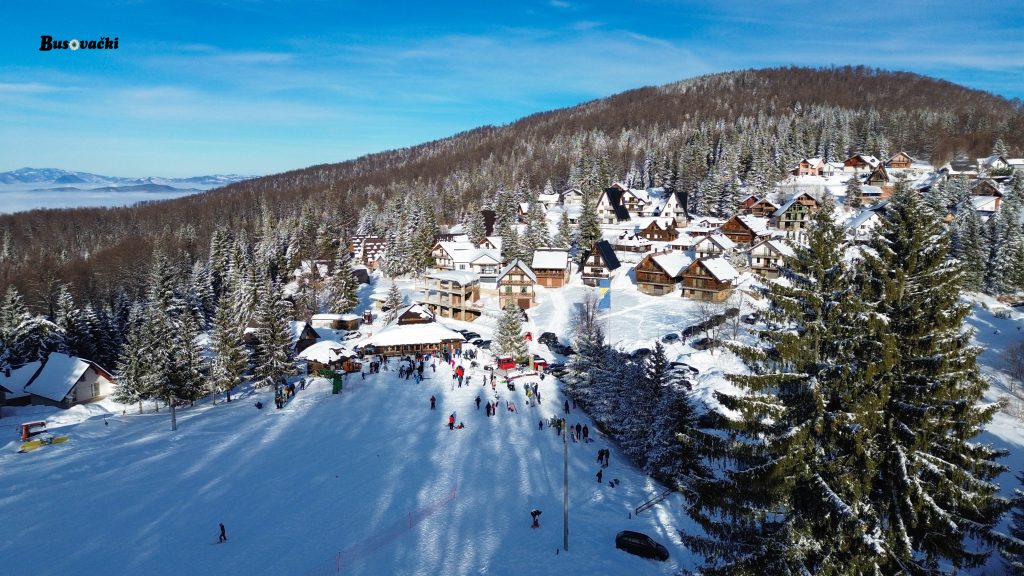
[0,167,251,191]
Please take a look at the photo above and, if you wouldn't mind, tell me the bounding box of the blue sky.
[1,0,1021,178]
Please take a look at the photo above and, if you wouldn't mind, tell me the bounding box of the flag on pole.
[597,277,611,310]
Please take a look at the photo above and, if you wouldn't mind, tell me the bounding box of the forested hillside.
[1,66,1022,310]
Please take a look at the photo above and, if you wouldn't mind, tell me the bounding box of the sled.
[18,435,70,453]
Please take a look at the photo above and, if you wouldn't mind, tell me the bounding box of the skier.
[531,509,542,528]
[564,400,570,414]
[449,413,455,430]
[430,395,436,410]
[538,419,544,430]
[582,424,589,442]
[476,396,481,410]
[218,523,227,543]
[596,469,603,484]
[575,422,582,441]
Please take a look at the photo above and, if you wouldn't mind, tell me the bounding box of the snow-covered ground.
[0,360,692,575]
[2,272,1022,575]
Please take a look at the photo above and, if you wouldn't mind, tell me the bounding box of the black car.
[691,337,720,351]
[471,338,484,346]
[478,340,491,350]
[538,332,558,345]
[681,324,703,338]
[630,348,652,359]
[464,332,481,341]
[661,333,680,344]
[615,530,669,561]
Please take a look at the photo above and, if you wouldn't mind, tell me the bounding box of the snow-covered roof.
[468,249,501,265]
[497,260,537,283]
[561,187,583,197]
[538,192,561,204]
[366,323,465,347]
[340,313,360,321]
[484,236,503,251]
[288,320,314,344]
[736,214,770,236]
[24,353,93,402]
[762,239,795,258]
[531,249,569,270]
[297,340,354,364]
[426,270,480,284]
[0,361,41,397]
[312,313,347,321]
[651,251,693,277]
[971,196,1001,212]
[696,234,736,251]
[699,257,740,283]
[845,209,880,230]
[437,241,476,257]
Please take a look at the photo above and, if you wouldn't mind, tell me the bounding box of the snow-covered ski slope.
[1,281,1022,575]
[0,362,691,574]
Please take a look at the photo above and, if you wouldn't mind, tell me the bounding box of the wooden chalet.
[971,179,1005,199]
[431,241,476,271]
[638,217,679,242]
[746,197,779,218]
[298,340,359,374]
[681,257,739,302]
[596,183,632,224]
[737,195,759,211]
[496,260,537,310]
[611,232,652,253]
[693,234,736,260]
[364,304,464,357]
[19,353,115,408]
[886,151,915,169]
[791,157,825,176]
[352,236,387,270]
[843,154,881,173]
[719,214,769,246]
[561,187,584,208]
[580,240,621,287]
[634,251,692,296]
[289,320,321,353]
[748,239,795,279]
[530,249,571,288]
[771,192,821,239]
[661,190,689,222]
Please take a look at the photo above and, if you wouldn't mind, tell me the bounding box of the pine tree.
[383,282,404,324]
[846,173,864,209]
[253,282,295,388]
[522,197,549,262]
[170,310,208,403]
[210,289,247,404]
[860,184,1009,573]
[493,299,528,364]
[564,291,605,409]
[950,202,985,290]
[113,306,149,414]
[684,192,887,574]
[554,210,573,250]
[1002,472,1024,575]
[0,285,30,368]
[465,205,487,246]
[994,137,1009,159]
[576,194,602,262]
[330,241,360,314]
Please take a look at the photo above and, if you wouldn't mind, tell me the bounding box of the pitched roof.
[697,257,739,283]
[772,192,820,217]
[651,251,694,277]
[497,259,537,283]
[0,361,41,397]
[531,249,569,270]
[23,353,94,402]
[695,233,736,251]
[582,240,621,272]
[297,340,356,364]
[759,239,796,258]
[734,214,771,236]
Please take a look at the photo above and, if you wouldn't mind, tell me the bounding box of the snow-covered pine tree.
[210,287,247,404]
[170,309,208,404]
[554,210,573,250]
[859,183,1009,573]
[253,281,295,388]
[616,343,666,466]
[1001,472,1024,575]
[994,137,1009,159]
[575,194,602,263]
[9,315,61,366]
[465,205,487,246]
[53,284,87,357]
[522,197,549,262]
[330,240,360,314]
[684,192,888,574]
[950,201,985,290]
[645,375,709,490]
[983,211,1007,295]
[493,299,528,365]
[845,173,864,209]
[113,305,150,413]
[382,282,404,325]
[564,290,605,409]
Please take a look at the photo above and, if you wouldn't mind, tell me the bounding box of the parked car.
[630,348,652,359]
[691,337,721,351]
[546,362,565,372]
[538,332,558,346]
[478,340,492,350]
[471,338,485,346]
[555,344,575,356]
[661,333,680,344]
[670,361,699,375]
[681,324,702,338]
[615,530,669,561]
[463,332,481,341]
[724,307,740,318]
[343,331,362,341]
